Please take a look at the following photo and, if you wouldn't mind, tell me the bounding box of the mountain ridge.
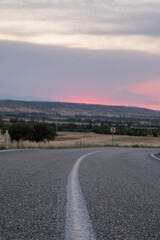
[0,99,159,118]
[0,94,53,102]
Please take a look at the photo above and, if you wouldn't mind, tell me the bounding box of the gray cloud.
[0,1,159,108]
[0,0,160,39]
[0,40,160,107]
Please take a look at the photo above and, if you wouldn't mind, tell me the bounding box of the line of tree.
[0,120,159,140]
[5,122,56,143]
[57,123,159,137]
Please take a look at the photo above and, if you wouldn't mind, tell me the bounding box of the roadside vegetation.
[0,115,160,149]
[57,122,159,137]
[0,117,160,139]
[1,131,160,149]
[1,121,56,143]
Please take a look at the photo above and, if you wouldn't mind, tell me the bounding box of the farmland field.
[1,131,160,149]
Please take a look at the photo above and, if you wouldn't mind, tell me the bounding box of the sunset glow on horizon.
[43,94,160,111]
[0,1,160,111]
[53,98,160,111]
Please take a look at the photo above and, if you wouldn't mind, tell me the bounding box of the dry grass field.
[1,131,160,149]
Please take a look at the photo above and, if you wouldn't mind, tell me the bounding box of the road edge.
[151,153,160,161]
[0,149,31,153]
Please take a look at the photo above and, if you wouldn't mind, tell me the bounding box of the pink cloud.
[139,104,160,111]
[116,79,160,110]
[128,79,160,98]
[149,97,160,102]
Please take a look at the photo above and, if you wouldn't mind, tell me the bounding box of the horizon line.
[0,97,158,111]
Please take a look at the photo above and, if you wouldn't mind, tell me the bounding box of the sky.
[0,0,160,110]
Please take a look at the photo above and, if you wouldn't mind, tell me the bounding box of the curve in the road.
[151,153,160,161]
[65,151,101,240]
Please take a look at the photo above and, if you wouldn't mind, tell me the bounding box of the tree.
[153,129,158,137]
[88,119,93,129]
[8,122,56,143]
[8,123,34,142]
[32,123,56,142]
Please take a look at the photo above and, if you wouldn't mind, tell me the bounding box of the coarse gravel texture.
[0,148,95,240]
[79,148,160,240]
[1,148,160,239]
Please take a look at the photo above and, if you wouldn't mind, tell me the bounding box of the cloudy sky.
[0,0,160,109]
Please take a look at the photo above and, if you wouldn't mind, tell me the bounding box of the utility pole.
[112,133,114,145]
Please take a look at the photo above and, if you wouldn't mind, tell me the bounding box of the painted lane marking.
[0,149,31,153]
[151,153,160,161]
[65,151,101,240]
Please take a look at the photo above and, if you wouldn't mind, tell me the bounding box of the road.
[0,148,160,239]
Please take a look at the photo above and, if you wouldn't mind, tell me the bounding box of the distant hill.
[0,94,53,102]
[0,99,160,118]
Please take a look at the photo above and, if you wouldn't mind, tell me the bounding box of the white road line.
[0,149,32,153]
[151,153,160,161]
[65,151,101,240]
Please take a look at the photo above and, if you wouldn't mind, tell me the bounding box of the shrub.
[32,123,56,142]
[8,122,56,143]
[8,123,34,142]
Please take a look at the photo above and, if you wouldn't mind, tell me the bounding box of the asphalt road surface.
[0,148,160,240]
